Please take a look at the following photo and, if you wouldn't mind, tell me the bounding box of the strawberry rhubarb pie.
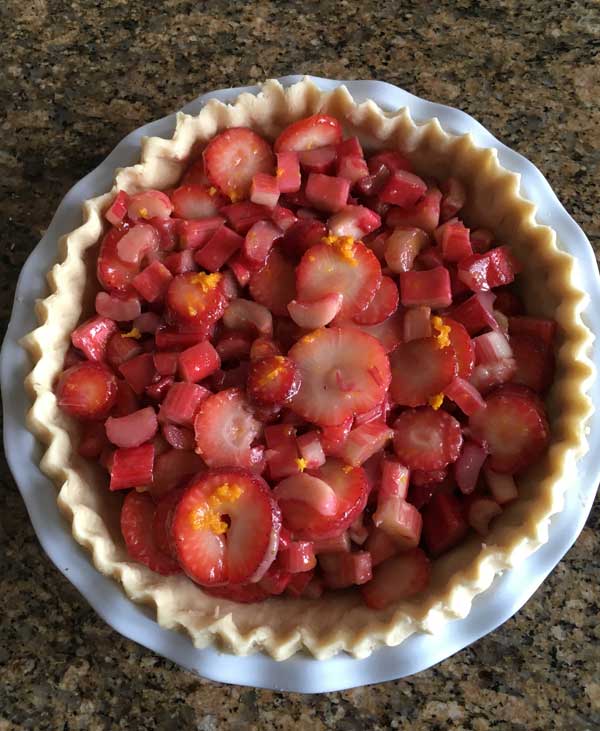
[23,79,593,659]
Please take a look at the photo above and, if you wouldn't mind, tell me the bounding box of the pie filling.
[53,112,559,609]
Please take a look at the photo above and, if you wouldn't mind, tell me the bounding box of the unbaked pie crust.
[22,78,594,660]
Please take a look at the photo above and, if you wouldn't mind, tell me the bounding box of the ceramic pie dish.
[7,77,598,680]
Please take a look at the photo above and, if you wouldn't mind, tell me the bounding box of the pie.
[22,78,593,660]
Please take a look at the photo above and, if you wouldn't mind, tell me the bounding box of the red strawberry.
[95,292,141,322]
[181,157,211,187]
[172,468,281,585]
[509,334,554,393]
[120,491,181,575]
[390,337,457,407]
[287,293,343,329]
[194,388,263,470]
[77,421,109,458]
[421,491,468,557]
[149,217,180,251]
[276,459,368,541]
[393,407,463,470]
[56,362,117,420]
[97,227,140,294]
[443,316,475,378]
[280,219,327,258]
[273,473,338,518]
[166,271,228,333]
[249,247,297,317]
[152,487,185,558]
[343,311,405,354]
[116,223,159,265]
[150,448,205,498]
[203,127,274,200]
[247,355,301,406]
[299,145,338,174]
[353,276,399,326]
[469,385,550,473]
[178,217,225,249]
[127,190,174,222]
[274,114,343,153]
[250,337,282,361]
[296,239,381,321]
[508,316,556,347]
[361,549,430,609]
[105,190,129,226]
[171,184,227,219]
[288,327,391,426]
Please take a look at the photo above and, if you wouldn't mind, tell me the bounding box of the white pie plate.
[2,76,599,693]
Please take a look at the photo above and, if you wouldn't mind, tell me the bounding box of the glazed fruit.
[55,114,557,606]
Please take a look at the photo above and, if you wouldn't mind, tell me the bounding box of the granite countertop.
[1,0,599,728]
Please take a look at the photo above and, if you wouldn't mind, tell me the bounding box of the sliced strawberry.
[56,362,117,420]
[287,293,343,329]
[319,416,353,457]
[379,169,427,208]
[344,311,405,354]
[181,156,211,187]
[215,330,253,362]
[320,551,372,589]
[105,406,158,449]
[152,487,184,558]
[275,151,301,193]
[296,239,381,320]
[160,382,210,428]
[440,177,466,222]
[361,548,430,609]
[390,337,457,407]
[338,421,394,467]
[386,188,442,233]
[242,220,283,269]
[421,490,469,557]
[221,201,271,234]
[441,316,474,378]
[148,216,179,251]
[298,145,338,174]
[277,459,368,540]
[172,468,280,585]
[152,350,179,376]
[273,473,338,517]
[399,266,452,309]
[353,276,398,326]
[274,114,343,153]
[509,334,554,393]
[288,327,391,426]
[444,376,486,416]
[393,407,463,470]
[95,292,141,322]
[327,205,381,239]
[469,385,550,473]
[162,423,196,451]
[203,127,274,200]
[454,440,487,495]
[166,271,227,332]
[493,288,524,317]
[171,184,226,219]
[249,247,297,317]
[127,190,173,222]
[120,491,181,575]
[105,190,129,226]
[384,227,429,273]
[97,227,139,294]
[508,316,556,347]
[194,388,263,470]
[305,173,350,213]
[250,337,281,361]
[71,316,118,362]
[354,397,390,427]
[110,442,155,490]
[178,217,225,249]
[265,423,301,480]
[280,219,328,258]
[150,448,205,498]
[247,355,301,406]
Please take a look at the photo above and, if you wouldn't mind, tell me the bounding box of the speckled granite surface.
[1,0,599,728]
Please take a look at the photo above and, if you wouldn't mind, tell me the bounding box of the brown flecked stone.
[1,1,599,729]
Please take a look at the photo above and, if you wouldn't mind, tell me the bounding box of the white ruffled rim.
[20,78,594,660]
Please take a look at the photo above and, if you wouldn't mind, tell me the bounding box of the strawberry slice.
[469,385,550,473]
[95,292,141,322]
[274,114,343,153]
[250,337,281,361]
[105,406,158,448]
[149,217,180,251]
[152,487,185,559]
[386,188,442,233]
[276,459,368,540]
[287,293,343,329]
[393,407,463,470]
[249,247,297,317]
[379,170,427,208]
[97,227,141,294]
[361,548,430,609]
[127,190,174,222]
[56,362,117,420]
[422,491,469,557]
[273,473,338,517]
[353,276,398,325]
[443,316,475,378]
[120,491,181,575]
[509,334,554,393]
[71,316,118,362]
[508,316,556,347]
[298,145,338,174]
[166,271,228,333]
[172,468,281,585]
[150,448,205,498]
[390,337,457,407]
[171,184,227,219]
[203,127,274,200]
[194,388,263,470]
[247,355,301,406]
[288,327,391,426]
[343,311,405,354]
[296,238,381,321]
[181,157,211,187]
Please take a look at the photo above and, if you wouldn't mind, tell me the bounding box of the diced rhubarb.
[106,406,158,449]
[71,316,118,362]
[380,459,410,499]
[56,362,117,420]
[361,549,430,608]
[422,491,468,557]
[319,416,353,458]
[95,292,141,322]
[403,306,432,341]
[368,150,413,174]
[171,184,226,219]
[105,190,129,225]
[364,528,398,567]
[160,381,211,427]
[437,218,472,262]
[118,353,157,395]
[112,379,140,417]
[313,532,351,554]
[150,448,205,497]
[242,220,283,269]
[379,169,427,208]
[77,421,109,458]
[458,246,519,292]
[152,350,178,376]
[386,187,442,234]
[275,151,301,193]
[440,177,466,222]
[178,340,221,382]
[163,249,196,275]
[116,223,159,265]
[296,431,326,470]
[161,423,196,451]
[278,541,316,573]
[178,217,225,249]
[106,331,143,370]
[221,201,271,234]
[509,334,554,393]
[321,551,372,589]
[250,173,280,208]
[328,205,381,239]
[444,376,486,415]
[305,173,350,213]
[265,423,302,480]
[484,466,519,504]
[270,205,298,231]
[194,225,244,271]
[281,219,328,258]
[110,442,155,490]
[448,292,498,335]
[373,495,422,549]
[390,337,457,407]
[127,190,174,222]
[399,267,452,309]
[338,421,394,467]
[508,316,557,347]
[337,155,369,185]
[132,260,173,303]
